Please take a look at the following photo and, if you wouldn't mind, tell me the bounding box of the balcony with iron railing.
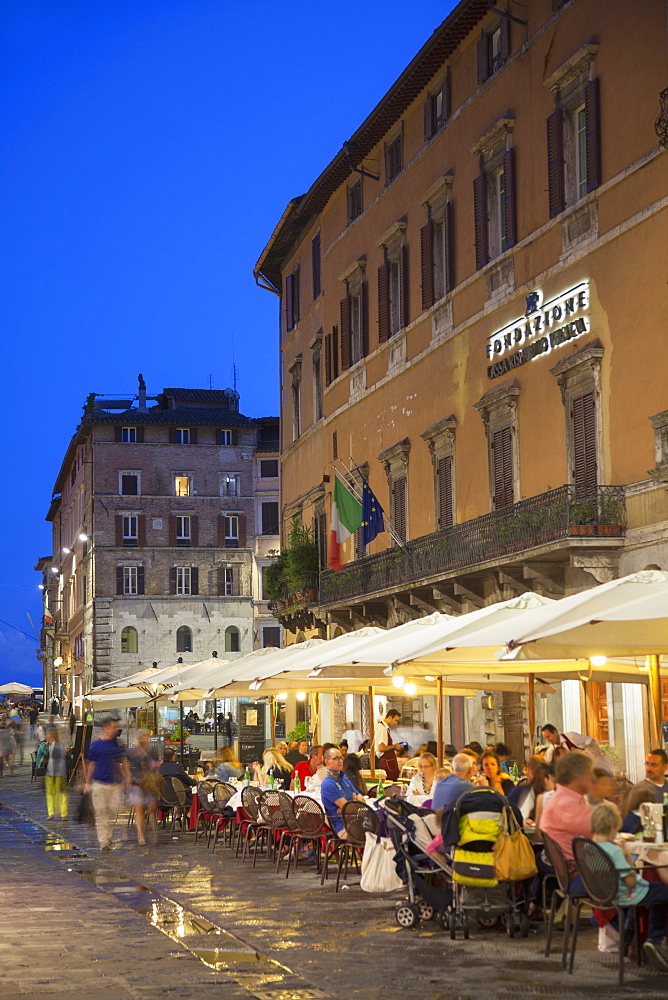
[319,484,626,608]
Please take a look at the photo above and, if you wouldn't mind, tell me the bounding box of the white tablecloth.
[226,787,322,812]
[618,838,668,884]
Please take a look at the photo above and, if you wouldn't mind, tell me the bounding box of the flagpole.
[334,458,404,548]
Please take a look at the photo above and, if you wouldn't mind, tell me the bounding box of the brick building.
[255,0,668,771]
[38,380,280,708]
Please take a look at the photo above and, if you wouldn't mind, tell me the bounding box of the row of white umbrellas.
[87,571,668,735]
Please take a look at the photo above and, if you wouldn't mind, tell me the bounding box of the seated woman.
[214,746,243,782]
[529,763,556,832]
[342,753,367,794]
[252,747,293,789]
[406,752,438,805]
[592,801,668,971]
[479,751,514,796]
[620,786,656,834]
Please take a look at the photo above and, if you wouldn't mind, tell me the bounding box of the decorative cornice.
[376,218,407,249]
[420,174,454,208]
[544,42,598,94]
[470,116,514,157]
[337,256,367,285]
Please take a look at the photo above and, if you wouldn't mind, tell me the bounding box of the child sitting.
[591,801,668,971]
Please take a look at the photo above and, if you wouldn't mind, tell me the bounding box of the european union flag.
[360,478,385,551]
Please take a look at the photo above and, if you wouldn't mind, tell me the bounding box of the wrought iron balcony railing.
[319,484,625,607]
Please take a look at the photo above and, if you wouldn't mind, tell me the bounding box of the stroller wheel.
[519,911,529,938]
[476,915,498,929]
[505,912,515,938]
[436,910,449,932]
[448,910,457,939]
[395,903,419,929]
[417,899,435,922]
[461,913,470,940]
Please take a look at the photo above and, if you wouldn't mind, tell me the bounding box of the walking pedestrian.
[224,712,233,746]
[84,716,131,851]
[44,727,68,820]
[28,705,39,740]
[126,730,159,846]
[0,724,16,776]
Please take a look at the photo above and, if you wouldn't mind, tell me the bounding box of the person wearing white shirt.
[540,724,613,774]
[406,752,438,804]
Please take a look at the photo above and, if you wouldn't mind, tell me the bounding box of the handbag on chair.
[493,804,537,881]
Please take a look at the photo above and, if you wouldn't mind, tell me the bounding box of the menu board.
[237,702,266,767]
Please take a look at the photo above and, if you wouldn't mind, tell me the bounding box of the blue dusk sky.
[0,0,457,685]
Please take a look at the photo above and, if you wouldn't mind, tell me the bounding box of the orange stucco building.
[256,0,668,769]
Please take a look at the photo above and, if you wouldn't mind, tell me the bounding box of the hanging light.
[78,532,88,542]
[296,691,306,701]
[424,676,435,682]
[392,674,405,688]
[62,547,70,554]
[590,655,607,667]
[277,693,288,701]
[54,657,63,667]
[50,567,59,574]
[403,682,417,696]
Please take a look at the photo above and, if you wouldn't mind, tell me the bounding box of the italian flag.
[328,475,362,571]
[43,600,53,625]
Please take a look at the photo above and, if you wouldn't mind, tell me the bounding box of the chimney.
[137,373,147,412]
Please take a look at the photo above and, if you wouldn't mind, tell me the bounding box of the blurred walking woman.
[45,727,67,820]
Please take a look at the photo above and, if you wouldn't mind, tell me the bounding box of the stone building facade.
[39,381,280,706]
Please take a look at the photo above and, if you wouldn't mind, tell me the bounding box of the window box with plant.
[265,520,320,608]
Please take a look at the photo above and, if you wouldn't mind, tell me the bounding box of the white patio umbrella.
[0,682,34,695]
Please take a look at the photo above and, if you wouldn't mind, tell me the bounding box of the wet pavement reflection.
[0,805,330,1000]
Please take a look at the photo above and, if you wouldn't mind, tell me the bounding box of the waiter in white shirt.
[373,709,401,780]
[540,723,613,774]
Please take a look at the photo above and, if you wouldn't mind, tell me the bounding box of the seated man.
[291,745,324,790]
[159,747,197,804]
[624,748,668,807]
[320,746,363,837]
[431,752,483,810]
[540,750,594,892]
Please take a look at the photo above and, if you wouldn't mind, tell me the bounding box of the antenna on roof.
[232,364,238,391]
[209,374,213,389]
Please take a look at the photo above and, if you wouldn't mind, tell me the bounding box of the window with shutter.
[261,501,279,535]
[473,174,488,269]
[340,296,352,371]
[324,333,332,386]
[378,262,390,343]
[584,78,601,192]
[190,566,199,595]
[116,565,124,596]
[437,455,454,529]
[492,426,514,509]
[136,565,145,595]
[332,326,339,380]
[392,476,407,542]
[547,110,565,217]
[312,233,321,299]
[571,390,597,497]
[347,179,363,222]
[238,515,246,548]
[385,133,403,184]
[424,72,450,141]
[285,273,294,331]
[120,474,138,496]
[420,221,434,311]
[501,149,517,251]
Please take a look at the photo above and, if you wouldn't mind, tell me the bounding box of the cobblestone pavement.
[2,749,667,1000]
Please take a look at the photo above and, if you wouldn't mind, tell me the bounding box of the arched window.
[176,625,193,653]
[225,626,240,653]
[121,626,138,654]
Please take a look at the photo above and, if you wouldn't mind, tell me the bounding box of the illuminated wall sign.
[486,280,589,380]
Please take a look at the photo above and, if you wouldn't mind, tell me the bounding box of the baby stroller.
[383,798,452,930]
[441,786,529,939]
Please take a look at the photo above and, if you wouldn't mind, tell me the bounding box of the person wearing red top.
[540,750,594,893]
[291,745,324,789]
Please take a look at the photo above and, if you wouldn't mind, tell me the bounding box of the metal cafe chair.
[210,782,235,851]
[291,795,335,879]
[276,791,300,875]
[323,800,378,892]
[251,789,285,866]
[571,836,644,985]
[238,785,264,860]
[541,831,589,970]
[193,780,218,844]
